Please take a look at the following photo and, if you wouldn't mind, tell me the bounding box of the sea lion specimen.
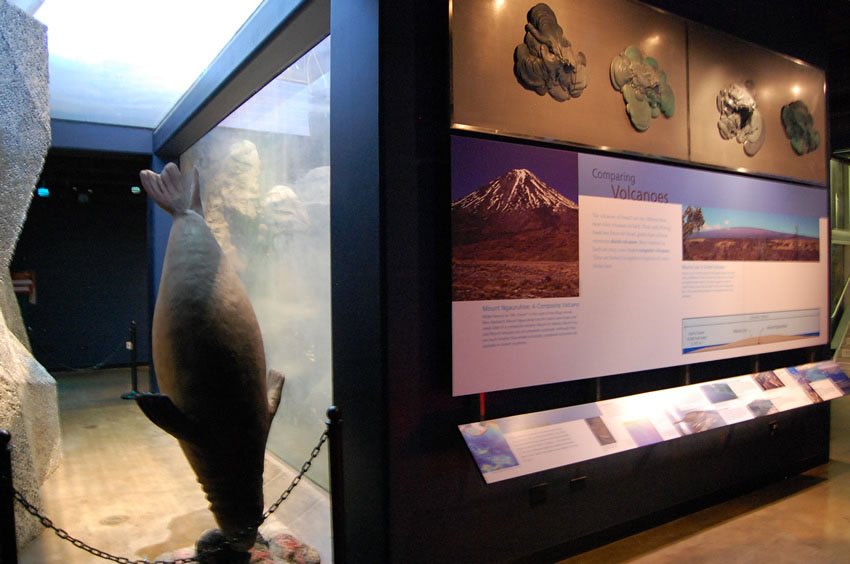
[137,163,285,560]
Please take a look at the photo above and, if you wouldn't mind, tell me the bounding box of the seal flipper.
[136,393,202,444]
[266,369,285,421]
[139,163,193,216]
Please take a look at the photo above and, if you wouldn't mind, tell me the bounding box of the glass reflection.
[181,37,331,489]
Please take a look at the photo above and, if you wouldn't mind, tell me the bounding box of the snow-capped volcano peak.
[453,168,578,214]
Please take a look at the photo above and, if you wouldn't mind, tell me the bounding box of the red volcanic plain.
[452,169,579,301]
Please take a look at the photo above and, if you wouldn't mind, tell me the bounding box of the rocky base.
[157,532,321,563]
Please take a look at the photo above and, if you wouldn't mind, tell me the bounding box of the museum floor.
[17,367,332,563]
[14,368,850,563]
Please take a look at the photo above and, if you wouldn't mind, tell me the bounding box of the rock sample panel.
[0,0,62,549]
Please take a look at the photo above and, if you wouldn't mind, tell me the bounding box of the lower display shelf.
[459,359,847,483]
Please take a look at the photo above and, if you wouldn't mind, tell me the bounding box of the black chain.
[12,491,199,564]
[12,426,330,563]
[261,428,329,522]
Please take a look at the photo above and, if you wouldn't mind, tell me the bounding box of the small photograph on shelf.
[786,367,824,403]
[623,418,664,446]
[682,205,819,262]
[826,369,850,395]
[609,46,675,132]
[790,363,845,400]
[753,370,785,391]
[459,421,520,473]
[701,382,738,404]
[791,361,849,394]
[667,407,726,436]
[668,408,726,435]
[514,3,588,102]
[716,82,765,157]
[747,398,779,418]
[781,100,820,156]
[585,416,616,446]
[452,136,579,301]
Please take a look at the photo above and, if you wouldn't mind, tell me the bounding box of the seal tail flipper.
[139,162,192,215]
[266,369,285,422]
[135,393,201,444]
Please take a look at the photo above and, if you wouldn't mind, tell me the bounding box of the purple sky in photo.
[451,135,579,201]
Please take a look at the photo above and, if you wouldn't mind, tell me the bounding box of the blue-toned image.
[460,422,520,473]
[794,361,850,395]
[701,382,738,404]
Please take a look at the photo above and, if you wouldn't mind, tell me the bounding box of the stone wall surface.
[0,0,62,548]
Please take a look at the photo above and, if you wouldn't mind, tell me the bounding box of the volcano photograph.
[682,205,819,262]
[451,136,579,301]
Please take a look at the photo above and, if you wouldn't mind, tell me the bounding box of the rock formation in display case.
[137,163,285,563]
[781,100,820,155]
[716,82,766,156]
[514,3,588,101]
[609,45,675,131]
[0,0,62,549]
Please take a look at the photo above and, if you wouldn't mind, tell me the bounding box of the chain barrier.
[262,428,329,522]
[12,425,330,563]
[31,337,129,373]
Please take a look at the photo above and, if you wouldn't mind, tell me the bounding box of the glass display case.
[180,37,332,489]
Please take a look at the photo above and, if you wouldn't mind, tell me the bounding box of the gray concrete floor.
[560,395,850,563]
[17,367,331,563]
[16,368,850,562]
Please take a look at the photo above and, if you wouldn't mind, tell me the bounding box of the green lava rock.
[781,100,819,155]
[610,45,675,131]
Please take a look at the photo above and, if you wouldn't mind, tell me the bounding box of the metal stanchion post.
[0,429,18,564]
[326,406,345,564]
[121,321,139,400]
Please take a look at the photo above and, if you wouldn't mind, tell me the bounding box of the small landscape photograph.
[794,362,850,395]
[682,205,819,261]
[786,367,824,403]
[701,382,738,404]
[748,399,778,417]
[752,370,785,391]
[623,418,663,446]
[452,136,579,301]
[585,416,616,446]
[668,408,726,435]
[459,422,520,473]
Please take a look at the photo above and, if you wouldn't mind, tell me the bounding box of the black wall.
[331,1,836,562]
[10,149,151,372]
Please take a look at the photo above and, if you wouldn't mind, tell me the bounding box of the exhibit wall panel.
[451,135,829,395]
[449,0,829,396]
[451,0,827,185]
[372,1,834,561]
